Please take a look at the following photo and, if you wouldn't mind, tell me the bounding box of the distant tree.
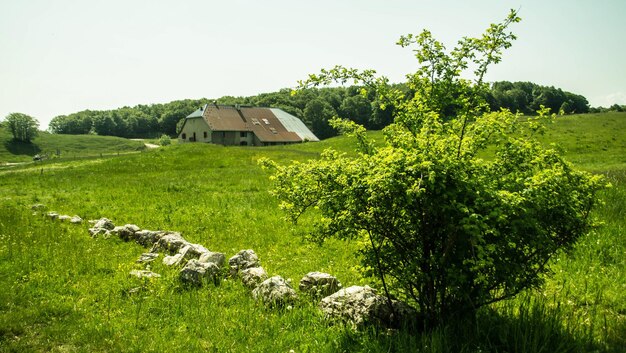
[318,88,344,110]
[49,110,95,134]
[559,100,573,114]
[303,98,337,139]
[159,108,187,136]
[176,118,185,135]
[216,96,249,106]
[339,94,372,127]
[489,82,588,115]
[564,92,589,114]
[92,113,117,136]
[48,115,69,134]
[3,113,39,142]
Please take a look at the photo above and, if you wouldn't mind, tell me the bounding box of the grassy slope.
[537,112,626,171]
[0,112,624,352]
[0,128,146,164]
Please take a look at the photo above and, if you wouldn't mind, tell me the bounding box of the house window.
[204,131,208,138]
[240,132,246,138]
[222,132,226,138]
[182,133,186,140]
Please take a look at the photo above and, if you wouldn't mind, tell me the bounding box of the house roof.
[187,104,318,143]
[270,108,319,142]
[203,105,249,131]
[186,106,205,119]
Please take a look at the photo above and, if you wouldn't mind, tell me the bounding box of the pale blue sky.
[1,0,624,129]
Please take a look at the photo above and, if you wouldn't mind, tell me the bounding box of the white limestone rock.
[319,286,416,328]
[198,251,226,268]
[299,272,342,298]
[179,259,221,286]
[129,270,161,279]
[228,249,260,276]
[252,276,297,307]
[240,267,268,289]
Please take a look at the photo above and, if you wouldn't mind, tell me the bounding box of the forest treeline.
[49,81,592,140]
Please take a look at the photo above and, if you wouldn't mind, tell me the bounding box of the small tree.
[4,113,39,142]
[261,10,605,328]
[159,134,172,146]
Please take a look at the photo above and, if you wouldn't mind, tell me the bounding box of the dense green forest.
[48,81,597,139]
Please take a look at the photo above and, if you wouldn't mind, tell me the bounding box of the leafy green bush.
[159,134,172,146]
[262,10,605,328]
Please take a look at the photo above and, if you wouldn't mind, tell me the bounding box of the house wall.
[252,134,297,146]
[240,131,254,146]
[212,131,255,146]
[178,118,211,143]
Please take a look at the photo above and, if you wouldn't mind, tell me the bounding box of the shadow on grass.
[4,139,41,156]
[334,298,617,353]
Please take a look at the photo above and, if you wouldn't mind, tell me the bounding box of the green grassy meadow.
[0,128,146,164]
[0,112,625,352]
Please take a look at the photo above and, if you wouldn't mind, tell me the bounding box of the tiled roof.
[241,107,301,143]
[203,105,249,131]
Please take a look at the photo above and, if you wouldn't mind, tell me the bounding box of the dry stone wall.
[34,204,415,329]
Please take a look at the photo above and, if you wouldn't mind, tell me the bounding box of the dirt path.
[130,139,160,149]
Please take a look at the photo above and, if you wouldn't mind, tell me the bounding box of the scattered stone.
[228,249,260,275]
[151,232,188,254]
[58,215,72,222]
[252,276,297,306]
[299,272,342,298]
[186,243,210,259]
[70,216,83,224]
[111,224,141,241]
[319,286,416,328]
[31,204,47,212]
[198,251,226,268]
[240,267,268,289]
[129,270,161,279]
[160,244,189,265]
[135,230,165,247]
[47,212,59,220]
[137,253,159,264]
[88,218,115,237]
[179,259,221,286]
[127,287,141,295]
[92,218,115,230]
[88,227,110,238]
[163,253,185,266]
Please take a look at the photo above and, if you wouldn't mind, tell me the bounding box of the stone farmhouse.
[177,104,319,146]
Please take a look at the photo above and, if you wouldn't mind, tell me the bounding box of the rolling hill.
[0,128,146,164]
